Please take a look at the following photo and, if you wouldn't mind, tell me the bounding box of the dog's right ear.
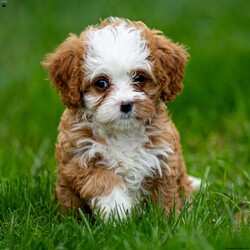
[42,34,84,109]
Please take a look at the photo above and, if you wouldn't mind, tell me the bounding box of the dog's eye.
[94,79,110,91]
[133,73,147,84]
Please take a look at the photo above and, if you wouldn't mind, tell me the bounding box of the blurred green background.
[0,0,249,193]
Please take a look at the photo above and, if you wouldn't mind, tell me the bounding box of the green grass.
[0,0,249,249]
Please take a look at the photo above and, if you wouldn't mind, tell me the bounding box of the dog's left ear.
[154,33,189,102]
[42,34,84,109]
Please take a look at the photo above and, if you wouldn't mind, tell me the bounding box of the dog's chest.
[95,129,168,192]
[105,133,148,171]
[75,125,170,192]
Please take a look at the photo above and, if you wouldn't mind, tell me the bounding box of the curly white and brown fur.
[42,17,200,221]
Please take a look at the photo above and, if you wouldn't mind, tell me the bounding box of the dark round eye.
[94,79,110,91]
[133,73,147,84]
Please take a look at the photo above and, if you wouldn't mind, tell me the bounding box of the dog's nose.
[120,101,133,113]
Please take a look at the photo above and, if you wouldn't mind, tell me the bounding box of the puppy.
[43,17,200,221]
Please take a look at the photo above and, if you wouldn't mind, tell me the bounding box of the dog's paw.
[91,187,133,222]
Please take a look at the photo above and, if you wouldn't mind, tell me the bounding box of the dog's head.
[42,17,188,130]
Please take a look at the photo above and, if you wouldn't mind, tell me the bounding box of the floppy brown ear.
[154,33,189,102]
[42,34,84,109]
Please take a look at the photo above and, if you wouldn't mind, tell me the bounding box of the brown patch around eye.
[92,86,113,109]
[131,69,162,100]
[132,70,153,93]
[132,71,161,99]
[82,75,112,109]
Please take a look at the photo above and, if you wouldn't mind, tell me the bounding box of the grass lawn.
[0,0,249,249]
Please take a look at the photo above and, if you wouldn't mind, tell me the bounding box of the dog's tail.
[188,175,202,192]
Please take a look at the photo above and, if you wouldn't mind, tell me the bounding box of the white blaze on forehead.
[84,22,151,81]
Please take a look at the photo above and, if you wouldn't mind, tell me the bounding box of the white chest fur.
[74,123,172,195]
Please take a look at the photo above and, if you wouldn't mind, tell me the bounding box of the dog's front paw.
[91,187,133,222]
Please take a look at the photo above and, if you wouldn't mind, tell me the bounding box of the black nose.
[120,101,133,113]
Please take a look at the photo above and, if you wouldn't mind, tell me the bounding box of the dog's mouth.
[120,112,135,120]
[96,114,142,131]
[94,103,150,131]
[109,118,142,131]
